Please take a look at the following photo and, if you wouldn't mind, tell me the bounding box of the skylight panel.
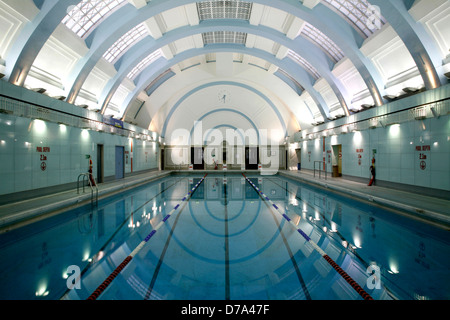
[197,0,253,20]
[300,23,344,63]
[103,23,148,63]
[321,0,386,38]
[202,31,247,44]
[127,49,164,80]
[287,49,321,80]
[62,0,127,38]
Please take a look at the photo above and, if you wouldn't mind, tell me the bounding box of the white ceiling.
[0,0,449,144]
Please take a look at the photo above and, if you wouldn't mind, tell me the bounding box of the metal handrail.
[314,161,327,180]
[77,173,98,205]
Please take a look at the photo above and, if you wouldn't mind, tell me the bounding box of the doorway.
[245,147,259,170]
[115,146,125,179]
[285,150,288,170]
[191,147,204,170]
[332,144,342,177]
[295,148,301,170]
[97,144,104,183]
[161,149,165,170]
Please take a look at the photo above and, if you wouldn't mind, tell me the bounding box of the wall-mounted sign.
[415,145,430,171]
[37,146,50,171]
[356,149,364,166]
[103,116,124,129]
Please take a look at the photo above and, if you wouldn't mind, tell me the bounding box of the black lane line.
[144,177,204,300]
[59,176,183,299]
[224,180,230,300]
[247,177,312,300]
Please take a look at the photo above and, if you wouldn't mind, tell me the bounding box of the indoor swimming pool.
[0,173,448,300]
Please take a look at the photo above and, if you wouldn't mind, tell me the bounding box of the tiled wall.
[0,113,160,196]
[298,114,450,191]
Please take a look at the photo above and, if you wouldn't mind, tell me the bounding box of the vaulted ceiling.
[0,0,449,143]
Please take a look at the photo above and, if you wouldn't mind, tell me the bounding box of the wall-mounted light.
[388,123,400,137]
[361,104,374,110]
[81,129,90,140]
[59,123,67,133]
[386,122,400,127]
[32,88,46,94]
[402,87,419,94]
[383,95,397,102]
[430,107,439,119]
[33,119,47,133]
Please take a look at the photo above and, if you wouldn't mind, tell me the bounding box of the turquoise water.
[0,173,448,300]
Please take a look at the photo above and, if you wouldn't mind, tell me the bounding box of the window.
[287,49,321,80]
[202,31,247,44]
[321,0,386,38]
[127,49,164,80]
[103,23,148,63]
[300,23,344,63]
[62,0,127,38]
[197,0,253,20]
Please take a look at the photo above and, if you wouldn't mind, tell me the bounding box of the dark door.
[97,144,104,183]
[115,146,124,179]
[286,150,288,170]
[245,147,259,170]
[191,147,204,170]
[161,149,165,170]
[295,148,301,170]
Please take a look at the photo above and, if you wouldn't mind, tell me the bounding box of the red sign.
[420,161,426,170]
[37,146,50,172]
[36,147,50,153]
[415,145,430,151]
[416,145,430,171]
[356,149,363,166]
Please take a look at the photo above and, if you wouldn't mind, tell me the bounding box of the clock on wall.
[218,89,231,104]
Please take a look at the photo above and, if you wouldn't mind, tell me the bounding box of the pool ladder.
[77,173,98,206]
[314,161,327,180]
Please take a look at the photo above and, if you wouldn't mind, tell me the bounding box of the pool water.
[0,173,448,300]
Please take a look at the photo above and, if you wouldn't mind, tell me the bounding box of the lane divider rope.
[87,174,208,300]
[242,174,373,301]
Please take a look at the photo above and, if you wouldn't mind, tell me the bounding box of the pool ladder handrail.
[313,161,327,180]
[77,173,98,205]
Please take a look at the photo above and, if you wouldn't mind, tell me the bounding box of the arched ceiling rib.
[2,0,448,136]
[97,20,349,117]
[120,45,330,122]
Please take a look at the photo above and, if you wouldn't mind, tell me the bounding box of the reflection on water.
[0,173,448,300]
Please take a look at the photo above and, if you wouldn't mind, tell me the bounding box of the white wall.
[297,114,450,191]
[0,113,160,196]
